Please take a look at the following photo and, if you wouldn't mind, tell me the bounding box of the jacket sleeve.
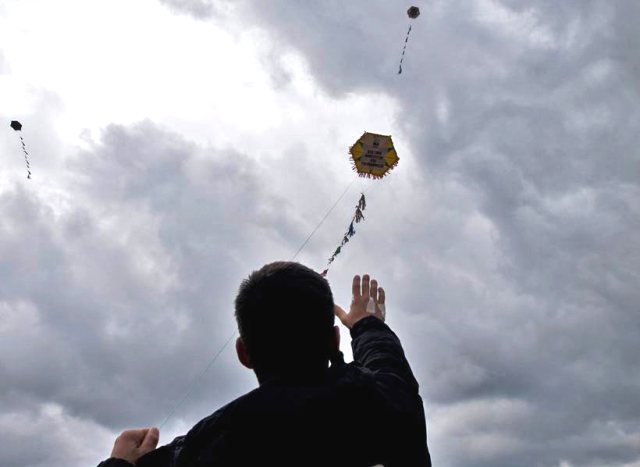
[351,315,420,394]
[97,459,134,467]
[134,436,186,467]
[97,435,185,467]
[351,315,431,466]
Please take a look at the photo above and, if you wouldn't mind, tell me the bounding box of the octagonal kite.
[407,6,420,19]
[349,132,399,179]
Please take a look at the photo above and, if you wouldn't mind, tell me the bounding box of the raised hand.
[335,274,386,329]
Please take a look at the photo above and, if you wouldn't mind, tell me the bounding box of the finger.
[122,429,148,445]
[370,279,378,303]
[362,274,370,300]
[334,305,348,325]
[140,427,160,452]
[352,275,361,299]
[378,287,385,305]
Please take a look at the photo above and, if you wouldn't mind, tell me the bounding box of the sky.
[1,0,639,466]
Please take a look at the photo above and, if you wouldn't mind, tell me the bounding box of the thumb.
[334,305,348,327]
[139,427,160,452]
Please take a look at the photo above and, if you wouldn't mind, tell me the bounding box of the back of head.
[234,262,335,381]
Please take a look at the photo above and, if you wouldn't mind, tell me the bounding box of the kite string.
[398,24,412,74]
[158,332,237,430]
[157,176,357,429]
[291,176,358,261]
[322,180,368,276]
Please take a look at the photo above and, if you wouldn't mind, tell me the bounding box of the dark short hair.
[234,262,335,379]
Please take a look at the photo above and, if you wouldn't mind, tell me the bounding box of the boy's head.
[234,261,338,382]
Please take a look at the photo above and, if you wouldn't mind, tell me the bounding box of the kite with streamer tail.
[398,6,421,75]
[321,132,398,276]
[10,121,32,179]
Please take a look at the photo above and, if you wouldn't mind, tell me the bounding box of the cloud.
[0,50,8,74]
[0,402,113,467]
[225,1,640,465]
[156,0,237,21]
[1,0,639,466]
[157,0,216,19]
[0,121,297,464]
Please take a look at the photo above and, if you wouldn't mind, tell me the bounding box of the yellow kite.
[349,132,399,179]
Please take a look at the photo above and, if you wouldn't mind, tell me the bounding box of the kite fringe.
[348,157,399,180]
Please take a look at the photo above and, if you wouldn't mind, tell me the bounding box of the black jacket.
[99,316,431,466]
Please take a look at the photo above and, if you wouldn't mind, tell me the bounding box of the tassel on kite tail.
[354,194,366,224]
[358,193,366,211]
[397,24,412,75]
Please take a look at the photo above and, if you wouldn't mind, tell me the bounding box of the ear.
[330,325,340,354]
[236,337,253,369]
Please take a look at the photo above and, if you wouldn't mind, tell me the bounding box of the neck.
[256,365,330,386]
[256,352,345,386]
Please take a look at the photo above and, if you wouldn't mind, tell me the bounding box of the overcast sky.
[1,1,639,466]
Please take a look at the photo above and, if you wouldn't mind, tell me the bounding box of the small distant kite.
[398,6,421,74]
[321,132,398,277]
[10,121,31,179]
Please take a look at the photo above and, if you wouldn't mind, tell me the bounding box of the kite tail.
[19,135,31,179]
[398,24,412,75]
[322,193,367,277]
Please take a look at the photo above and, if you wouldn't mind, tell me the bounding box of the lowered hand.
[110,427,159,465]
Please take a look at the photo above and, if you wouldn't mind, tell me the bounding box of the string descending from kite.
[157,177,358,429]
[291,177,358,261]
[321,193,366,277]
[158,332,236,430]
[18,135,32,179]
[397,24,412,75]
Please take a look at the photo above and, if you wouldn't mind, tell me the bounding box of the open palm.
[335,274,386,329]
